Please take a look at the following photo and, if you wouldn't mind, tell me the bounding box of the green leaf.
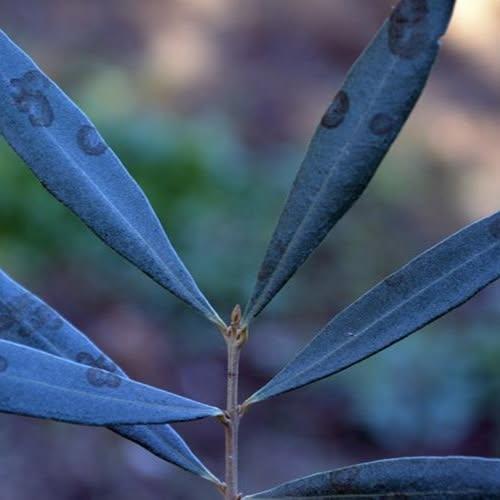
[0,29,222,326]
[0,339,221,425]
[245,0,456,320]
[245,456,500,498]
[0,268,219,483]
[247,212,500,404]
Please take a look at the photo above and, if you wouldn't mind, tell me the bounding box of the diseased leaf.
[0,29,222,326]
[247,212,500,404]
[112,424,220,483]
[0,269,219,483]
[245,0,456,320]
[0,339,221,425]
[245,456,500,498]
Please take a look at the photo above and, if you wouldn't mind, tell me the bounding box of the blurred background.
[0,0,499,498]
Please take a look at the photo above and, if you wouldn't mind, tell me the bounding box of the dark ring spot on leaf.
[16,70,49,94]
[94,355,117,373]
[76,352,95,366]
[76,352,117,374]
[321,90,349,129]
[10,71,54,127]
[489,218,500,239]
[77,125,107,156]
[370,113,396,136]
[31,304,63,331]
[388,0,429,59]
[9,294,32,313]
[5,294,64,337]
[13,93,54,127]
[0,356,8,372]
[392,0,428,25]
[26,95,54,127]
[86,367,108,387]
[105,373,122,388]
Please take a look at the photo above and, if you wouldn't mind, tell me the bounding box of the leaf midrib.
[0,71,206,313]
[49,140,204,310]
[263,238,498,396]
[250,27,398,317]
[2,371,212,415]
[0,294,210,473]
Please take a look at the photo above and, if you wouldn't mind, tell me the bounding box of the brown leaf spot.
[369,113,396,136]
[77,125,107,156]
[321,90,349,129]
[388,0,429,59]
[0,356,7,373]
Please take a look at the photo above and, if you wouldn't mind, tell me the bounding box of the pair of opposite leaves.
[0,0,499,495]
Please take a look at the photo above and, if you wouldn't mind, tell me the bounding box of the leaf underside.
[245,456,500,498]
[247,212,500,404]
[0,269,219,482]
[0,338,220,425]
[0,29,222,326]
[245,0,456,321]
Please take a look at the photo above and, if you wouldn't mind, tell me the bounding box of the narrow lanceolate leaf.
[112,424,220,483]
[0,30,222,327]
[0,339,221,425]
[245,0,456,320]
[247,212,500,404]
[0,269,219,483]
[245,456,500,498]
